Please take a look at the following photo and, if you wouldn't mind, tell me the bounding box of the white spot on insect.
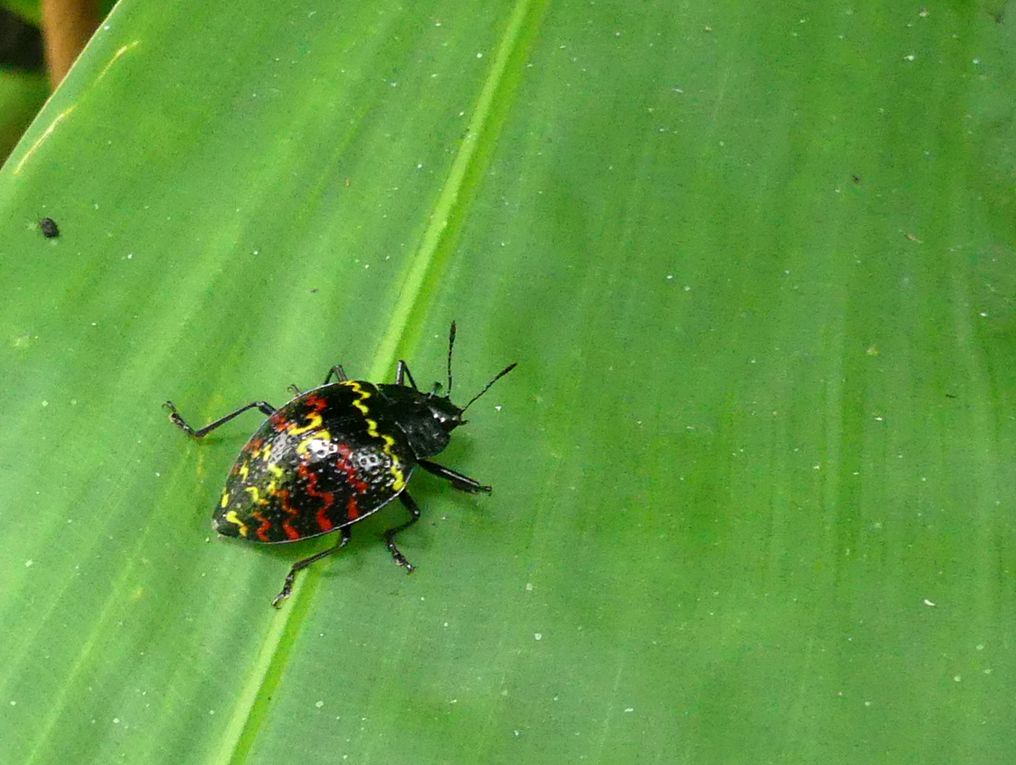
[534,632,543,641]
[315,700,324,709]
[525,582,533,592]
[624,707,634,713]
[923,598,936,607]
[24,559,33,568]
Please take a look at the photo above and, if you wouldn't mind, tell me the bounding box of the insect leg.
[272,526,352,608]
[384,492,422,572]
[394,361,419,390]
[164,400,275,438]
[323,365,348,385]
[418,460,492,494]
[287,384,302,396]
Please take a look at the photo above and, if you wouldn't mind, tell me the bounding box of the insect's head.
[424,395,464,432]
[404,322,516,458]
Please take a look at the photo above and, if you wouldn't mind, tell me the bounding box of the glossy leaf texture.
[2,2,1015,763]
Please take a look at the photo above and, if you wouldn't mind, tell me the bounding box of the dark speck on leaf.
[39,217,59,238]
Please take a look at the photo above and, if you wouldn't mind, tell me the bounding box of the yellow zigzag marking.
[289,410,322,436]
[250,441,272,462]
[344,381,407,491]
[225,510,249,537]
[267,464,285,494]
[297,429,332,456]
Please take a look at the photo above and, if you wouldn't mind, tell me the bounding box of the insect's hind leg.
[272,526,352,608]
[164,400,275,438]
[418,460,492,494]
[384,493,422,572]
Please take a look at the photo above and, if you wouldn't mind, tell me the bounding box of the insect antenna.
[461,362,517,413]
[446,320,457,398]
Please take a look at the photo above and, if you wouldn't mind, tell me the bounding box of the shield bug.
[39,217,59,238]
[165,323,515,607]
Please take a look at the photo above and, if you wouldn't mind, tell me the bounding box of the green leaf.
[2,2,1015,763]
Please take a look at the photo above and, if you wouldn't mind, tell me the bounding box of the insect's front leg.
[418,460,492,493]
[164,400,276,438]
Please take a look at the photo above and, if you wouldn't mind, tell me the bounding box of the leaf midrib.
[218,1,550,761]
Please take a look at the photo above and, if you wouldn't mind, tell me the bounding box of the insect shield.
[166,322,516,607]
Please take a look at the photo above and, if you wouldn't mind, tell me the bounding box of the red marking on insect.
[298,462,335,532]
[335,443,369,494]
[278,394,329,434]
[244,436,266,455]
[252,510,272,542]
[303,393,327,411]
[316,507,334,532]
[277,489,302,540]
[346,495,360,520]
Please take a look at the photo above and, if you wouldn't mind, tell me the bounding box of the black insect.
[166,322,516,607]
